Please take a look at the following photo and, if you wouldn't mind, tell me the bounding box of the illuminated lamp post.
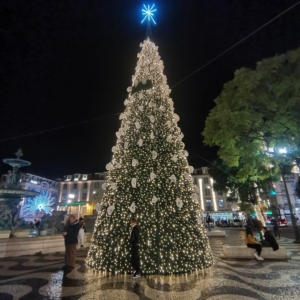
[266,147,300,243]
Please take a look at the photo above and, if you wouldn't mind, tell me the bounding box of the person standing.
[271,217,280,239]
[78,217,85,248]
[62,215,80,272]
[206,213,212,232]
[130,218,141,278]
[245,226,264,260]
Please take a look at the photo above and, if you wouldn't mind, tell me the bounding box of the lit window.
[205,188,210,196]
[204,177,209,184]
[219,199,224,207]
[206,200,211,207]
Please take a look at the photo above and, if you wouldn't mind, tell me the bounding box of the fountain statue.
[0,149,39,236]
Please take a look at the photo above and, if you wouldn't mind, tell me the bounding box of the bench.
[221,244,289,260]
[206,230,226,237]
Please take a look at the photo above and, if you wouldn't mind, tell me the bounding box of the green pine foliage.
[86,39,213,274]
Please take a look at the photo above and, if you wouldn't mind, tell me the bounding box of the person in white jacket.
[78,217,85,248]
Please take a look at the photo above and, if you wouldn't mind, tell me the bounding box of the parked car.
[232,219,243,227]
[278,218,288,226]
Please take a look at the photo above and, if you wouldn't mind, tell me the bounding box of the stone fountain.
[0,149,39,235]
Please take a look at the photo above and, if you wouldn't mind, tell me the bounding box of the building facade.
[57,172,107,217]
[271,172,300,223]
[192,167,234,221]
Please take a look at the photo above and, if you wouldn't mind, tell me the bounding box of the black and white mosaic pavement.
[0,231,299,299]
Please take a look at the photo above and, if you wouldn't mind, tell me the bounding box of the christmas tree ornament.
[151,196,158,204]
[170,174,177,183]
[124,141,129,149]
[131,178,137,188]
[111,183,117,190]
[167,135,172,142]
[189,166,194,173]
[127,86,132,92]
[106,163,112,171]
[102,182,107,191]
[138,105,144,111]
[137,139,143,147]
[111,146,116,153]
[152,151,158,159]
[119,113,125,119]
[107,204,115,216]
[95,203,101,213]
[149,115,155,123]
[171,155,178,162]
[191,193,199,200]
[132,159,138,167]
[197,215,202,225]
[115,163,121,169]
[150,172,156,180]
[150,132,155,139]
[135,122,141,129]
[129,202,137,213]
[176,198,183,208]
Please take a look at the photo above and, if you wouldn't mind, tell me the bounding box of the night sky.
[1,0,300,180]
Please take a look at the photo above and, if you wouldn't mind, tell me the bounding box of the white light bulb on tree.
[150,132,155,139]
[135,122,141,129]
[149,115,155,123]
[107,204,115,216]
[131,178,137,188]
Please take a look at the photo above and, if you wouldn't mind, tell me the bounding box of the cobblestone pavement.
[0,230,299,300]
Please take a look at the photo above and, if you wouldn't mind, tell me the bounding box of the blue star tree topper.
[141,4,157,24]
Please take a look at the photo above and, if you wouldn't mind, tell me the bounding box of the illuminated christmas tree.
[86,38,213,274]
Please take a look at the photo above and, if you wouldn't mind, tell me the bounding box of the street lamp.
[266,147,300,243]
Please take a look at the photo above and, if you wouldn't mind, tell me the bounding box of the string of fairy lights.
[86,39,213,274]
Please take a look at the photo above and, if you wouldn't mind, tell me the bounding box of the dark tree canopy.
[203,48,300,181]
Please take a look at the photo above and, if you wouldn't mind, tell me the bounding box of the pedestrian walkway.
[0,231,299,299]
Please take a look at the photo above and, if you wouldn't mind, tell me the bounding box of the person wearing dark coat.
[62,215,80,271]
[130,218,141,278]
[261,227,279,251]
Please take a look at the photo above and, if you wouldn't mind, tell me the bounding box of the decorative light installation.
[141,4,157,24]
[86,39,213,274]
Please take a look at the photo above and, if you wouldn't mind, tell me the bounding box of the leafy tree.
[203,47,300,181]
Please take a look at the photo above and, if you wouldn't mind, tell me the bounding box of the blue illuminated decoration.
[141,4,157,24]
[23,190,56,217]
